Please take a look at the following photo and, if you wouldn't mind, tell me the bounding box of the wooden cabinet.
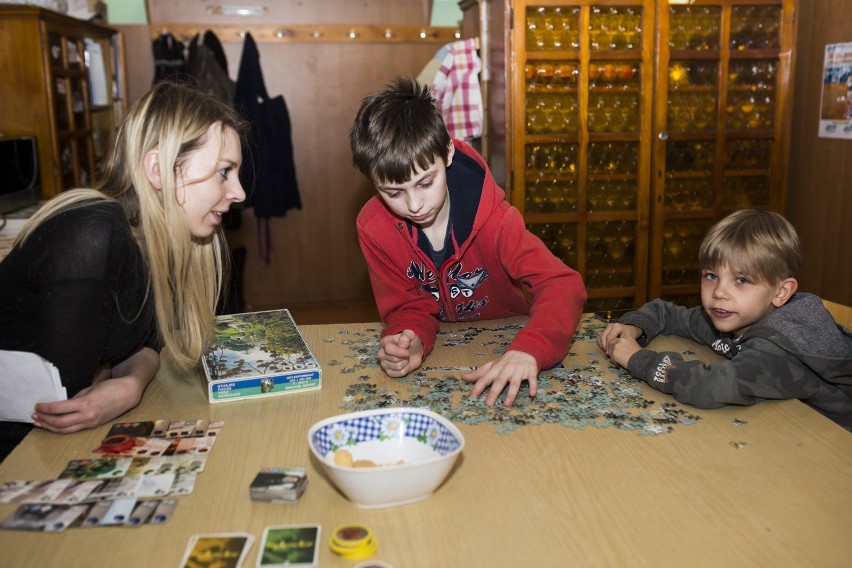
[507,1,797,312]
[0,6,126,199]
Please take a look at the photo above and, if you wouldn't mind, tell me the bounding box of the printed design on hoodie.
[407,260,439,300]
[448,263,489,298]
[711,337,742,359]
[447,262,490,321]
[405,259,491,321]
[654,355,673,384]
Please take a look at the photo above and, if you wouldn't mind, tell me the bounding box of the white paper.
[0,350,67,422]
[84,38,109,107]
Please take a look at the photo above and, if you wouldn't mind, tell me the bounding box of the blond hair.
[17,81,247,372]
[699,209,801,285]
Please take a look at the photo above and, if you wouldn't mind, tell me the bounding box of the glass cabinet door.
[509,0,796,312]
[651,1,795,306]
[511,1,655,313]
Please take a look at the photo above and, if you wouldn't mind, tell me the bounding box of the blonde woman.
[0,81,247,460]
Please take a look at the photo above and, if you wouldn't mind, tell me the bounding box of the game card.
[150,498,177,524]
[125,499,159,527]
[58,457,133,480]
[0,480,54,504]
[135,473,176,497]
[205,420,225,438]
[165,420,191,438]
[0,503,84,532]
[258,525,321,567]
[169,472,197,496]
[98,497,137,525]
[52,480,104,504]
[42,504,88,532]
[29,480,74,503]
[0,480,39,503]
[180,532,254,568]
[80,499,113,527]
[105,420,156,438]
[193,419,210,436]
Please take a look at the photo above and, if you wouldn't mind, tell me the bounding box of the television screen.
[0,136,40,214]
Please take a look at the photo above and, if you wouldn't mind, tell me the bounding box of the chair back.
[822,299,852,331]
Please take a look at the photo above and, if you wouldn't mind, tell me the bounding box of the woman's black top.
[0,201,159,460]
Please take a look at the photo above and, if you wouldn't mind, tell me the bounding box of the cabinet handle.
[658,132,669,141]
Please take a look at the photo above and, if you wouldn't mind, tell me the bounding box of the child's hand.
[378,330,424,377]
[598,323,643,368]
[461,350,538,407]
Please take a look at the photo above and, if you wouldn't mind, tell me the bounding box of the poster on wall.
[819,42,852,139]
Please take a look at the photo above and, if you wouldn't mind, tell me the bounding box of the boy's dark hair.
[350,76,451,184]
[699,208,802,285]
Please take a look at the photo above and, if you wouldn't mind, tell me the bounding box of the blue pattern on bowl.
[311,411,462,457]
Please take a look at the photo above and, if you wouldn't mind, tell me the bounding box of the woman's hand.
[32,347,159,434]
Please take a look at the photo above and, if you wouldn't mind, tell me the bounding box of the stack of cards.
[249,468,308,504]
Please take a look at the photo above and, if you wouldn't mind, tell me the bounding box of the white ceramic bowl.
[308,407,464,508]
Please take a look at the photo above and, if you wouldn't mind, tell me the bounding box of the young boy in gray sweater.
[598,209,852,430]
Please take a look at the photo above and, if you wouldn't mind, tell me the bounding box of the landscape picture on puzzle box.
[204,311,318,381]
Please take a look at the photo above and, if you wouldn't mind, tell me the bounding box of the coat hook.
[311,29,323,39]
[238,30,247,38]
[348,28,359,40]
[384,28,394,39]
[275,29,290,39]
[419,29,428,39]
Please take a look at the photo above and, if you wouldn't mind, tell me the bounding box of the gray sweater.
[621,293,852,430]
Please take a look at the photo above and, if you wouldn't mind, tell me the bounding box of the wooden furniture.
[1,315,849,566]
[0,6,126,199]
[505,1,797,312]
[787,2,852,308]
[824,299,852,330]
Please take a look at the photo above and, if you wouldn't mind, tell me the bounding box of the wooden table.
[1,315,850,567]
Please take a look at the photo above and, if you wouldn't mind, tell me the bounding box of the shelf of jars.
[651,2,791,308]
[517,3,649,313]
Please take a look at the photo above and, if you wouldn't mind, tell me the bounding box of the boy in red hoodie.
[350,76,587,406]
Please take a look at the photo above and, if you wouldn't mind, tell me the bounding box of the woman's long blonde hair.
[16,81,247,371]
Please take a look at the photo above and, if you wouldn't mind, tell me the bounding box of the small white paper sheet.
[0,351,67,422]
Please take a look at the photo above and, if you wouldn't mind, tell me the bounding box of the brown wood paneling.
[788,1,852,306]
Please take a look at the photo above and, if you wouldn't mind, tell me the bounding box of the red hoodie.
[356,139,587,370]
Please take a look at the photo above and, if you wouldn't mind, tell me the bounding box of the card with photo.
[58,457,133,480]
[0,503,86,532]
[257,525,321,567]
[180,532,255,568]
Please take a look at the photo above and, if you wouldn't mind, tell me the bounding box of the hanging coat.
[234,33,301,263]
[186,32,236,107]
[151,32,186,83]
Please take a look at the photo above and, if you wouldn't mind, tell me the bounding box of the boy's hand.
[598,323,643,368]
[461,350,538,407]
[378,330,424,377]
